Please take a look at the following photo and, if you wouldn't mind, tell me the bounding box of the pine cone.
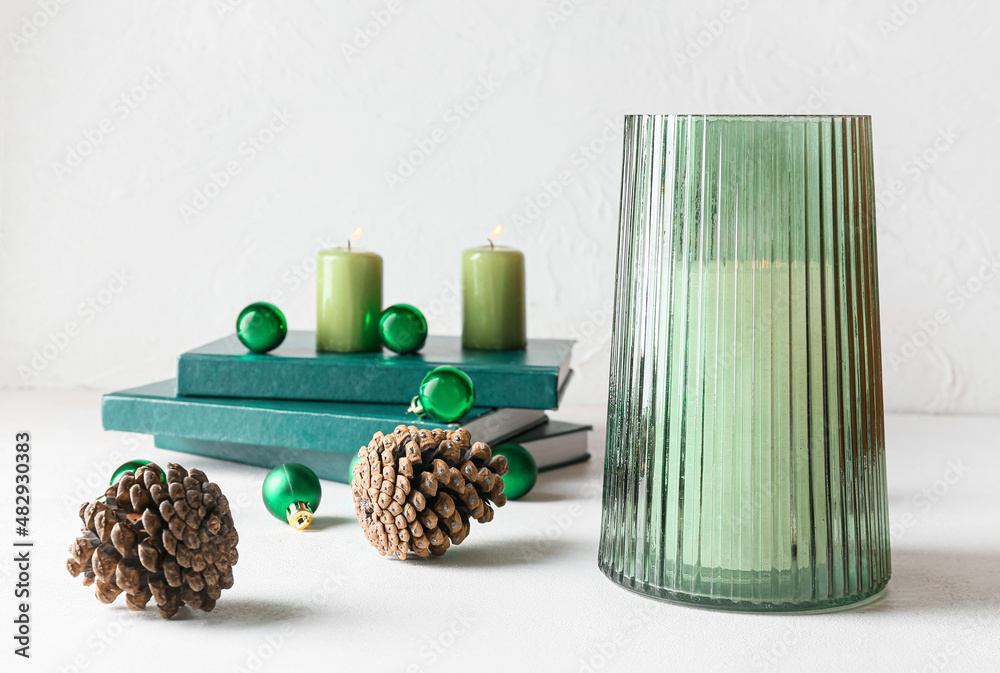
[66,462,239,618]
[352,425,508,559]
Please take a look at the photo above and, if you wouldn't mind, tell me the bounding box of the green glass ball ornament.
[349,453,360,483]
[379,304,428,354]
[236,302,287,354]
[262,463,322,530]
[408,366,474,423]
[492,444,537,500]
[110,459,155,485]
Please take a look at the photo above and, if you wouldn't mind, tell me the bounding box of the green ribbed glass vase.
[599,114,891,612]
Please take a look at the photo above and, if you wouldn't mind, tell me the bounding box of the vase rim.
[625,113,870,122]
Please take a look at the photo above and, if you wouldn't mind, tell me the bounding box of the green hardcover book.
[500,420,592,471]
[153,435,359,483]
[102,380,547,454]
[152,419,590,484]
[176,331,573,410]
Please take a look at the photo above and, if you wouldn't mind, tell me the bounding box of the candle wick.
[488,238,494,249]
[348,239,351,252]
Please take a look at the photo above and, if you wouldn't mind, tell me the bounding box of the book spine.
[154,436,355,484]
[102,395,422,452]
[177,357,560,409]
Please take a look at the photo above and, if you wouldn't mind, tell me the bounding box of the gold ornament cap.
[286,502,314,530]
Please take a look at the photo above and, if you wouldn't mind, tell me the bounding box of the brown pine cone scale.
[66,462,238,618]
[352,426,508,559]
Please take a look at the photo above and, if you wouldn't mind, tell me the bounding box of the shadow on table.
[167,598,315,626]
[516,491,567,503]
[423,536,592,569]
[861,547,1000,614]
[513,459,602,504]
[306,515,354,530]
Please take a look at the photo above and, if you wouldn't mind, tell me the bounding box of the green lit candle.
[316,230,382,353]
[461,226,526,350]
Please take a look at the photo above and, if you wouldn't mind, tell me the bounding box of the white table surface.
[2,389,999,672]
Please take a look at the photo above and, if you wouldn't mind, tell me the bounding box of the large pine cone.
[66,462,239,618]
[352,425,508,559]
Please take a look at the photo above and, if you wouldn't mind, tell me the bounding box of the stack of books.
[102,331,591,483]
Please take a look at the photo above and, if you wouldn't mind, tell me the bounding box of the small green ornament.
[408,366,474,423]
[349,453,360,483]
[379,304,428,354]
[236,302,287,354]
[262,463,322,530]
[492,444,537,500]
[110,459,156,485]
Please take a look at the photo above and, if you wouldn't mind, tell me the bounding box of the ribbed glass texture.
[599,115,891,612]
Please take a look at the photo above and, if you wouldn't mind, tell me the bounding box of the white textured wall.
[1,0,997,413]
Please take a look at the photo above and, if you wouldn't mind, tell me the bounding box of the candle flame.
[489,224,503,239]
[351,226,363,240]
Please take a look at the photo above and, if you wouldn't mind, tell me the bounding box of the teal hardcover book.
[102,380,547,453]
[152,419,590,484]
[153,435,358,483]
[500,420,592,471]
[176,331,573,410]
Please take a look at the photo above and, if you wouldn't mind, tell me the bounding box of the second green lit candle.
[316,247,382,353]
[461,245,526,350]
